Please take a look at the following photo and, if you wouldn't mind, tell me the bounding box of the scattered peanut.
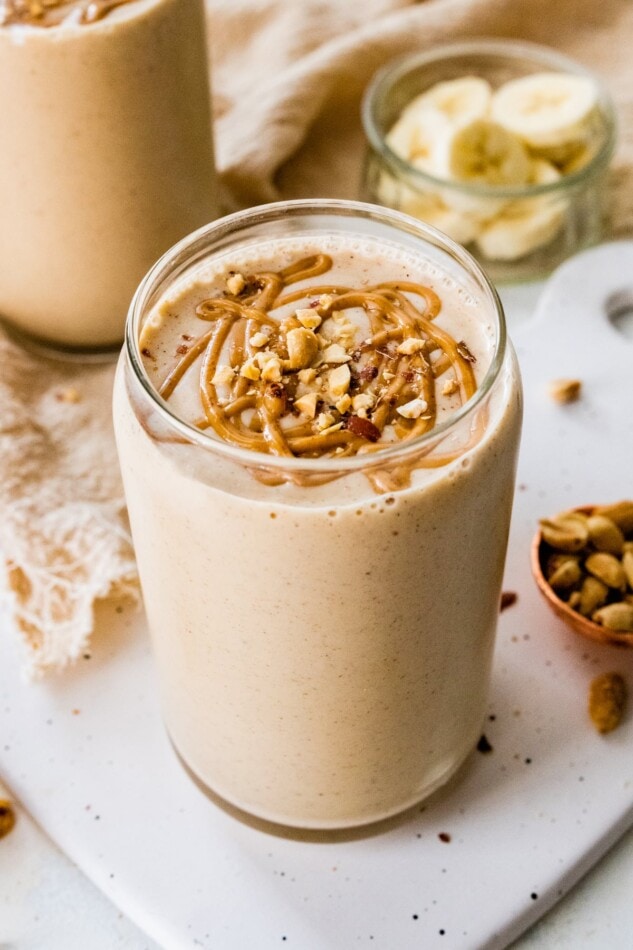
[548,378,582,404]
[588,672,627,734]
[0,800,15,839]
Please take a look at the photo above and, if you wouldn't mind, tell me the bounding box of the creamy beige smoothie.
[113,202,522,829]
[0,0,216,350]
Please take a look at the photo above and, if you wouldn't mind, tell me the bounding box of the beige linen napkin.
[0,336,138,677]
[3,0,633,676]
[213,0,633,230]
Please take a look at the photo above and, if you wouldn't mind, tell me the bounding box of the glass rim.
[125,198,507,476]
[361,37,617,200]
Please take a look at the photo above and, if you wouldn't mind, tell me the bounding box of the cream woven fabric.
[2,0,632,675]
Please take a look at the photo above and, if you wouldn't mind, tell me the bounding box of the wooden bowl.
[531,510,633,649]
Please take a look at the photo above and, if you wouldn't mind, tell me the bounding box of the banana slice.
[386,109,449,170]
[560,142,596,175]
[385,77,492,169]
[491,72,599,149]
[413,202,482,246]
[436,118,531,187]
[375,171,481,245]
[475,159,568,261]
[405,76,492,127]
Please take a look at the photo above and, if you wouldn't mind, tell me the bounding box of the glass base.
[1,318,122,364]
[170,731,479,841]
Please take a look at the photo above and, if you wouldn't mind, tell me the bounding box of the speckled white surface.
[2,243,633,950]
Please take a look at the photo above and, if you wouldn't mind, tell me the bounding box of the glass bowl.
[361,39,616,282]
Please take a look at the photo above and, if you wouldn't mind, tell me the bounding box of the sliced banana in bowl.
[437,117,532,187]
[491,72,599,150]
[404,75,492,128]
[475,159,568,262]
[361,39,616,279]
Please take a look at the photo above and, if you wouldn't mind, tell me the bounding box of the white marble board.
[2,242,633,950]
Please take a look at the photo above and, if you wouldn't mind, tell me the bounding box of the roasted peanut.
[578,576,609,617]
[285,327,319,370]
[587,515,624,555]
[589,672,627,734]
[540,514,588,553]
[585,552,627,590]
[592,602,633,632]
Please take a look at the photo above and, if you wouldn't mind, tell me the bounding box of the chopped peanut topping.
[295,393,319,418]
[316,411,335,430]
[397,397,428,419]
[327,364,351,398]
[352,393,374,412]
[226,272,246,296]
[320,343,350,365]
[296,308,322,330]
[286,327,319,370]
[212,365,235,386]
[240,358,260,381]
[148,252,480,490]
[397,338,426,355]
[249,331,270,348]
[261,358,283,383]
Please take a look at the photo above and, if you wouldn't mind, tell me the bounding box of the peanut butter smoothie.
[0,0,216,351]
[113,202,522,829]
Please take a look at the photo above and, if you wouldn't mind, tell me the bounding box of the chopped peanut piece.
[327,364,351,398]
[296,308,322,330]
[352,393,374,412]
[297,368,317,384]
[316,411,335,430]
[240,358,261,381]
[261,357,283,383]
[286,327,319,370]
[249,331,270,348]
[320,422,344,436]
[397,338,426,355]
[320,343,350,364]
[212,365,235,386]
[397,397,428,419]
[294,393,319,418]
[226,272,246,296]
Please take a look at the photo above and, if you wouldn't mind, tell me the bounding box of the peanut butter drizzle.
[1,0,134,27]
[149,254,487,491]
